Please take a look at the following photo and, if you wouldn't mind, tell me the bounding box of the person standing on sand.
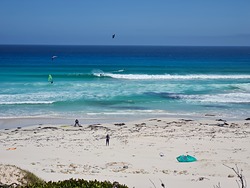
[74,119,80,127]
[106,134,110,146]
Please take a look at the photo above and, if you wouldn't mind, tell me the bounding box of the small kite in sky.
[112,34,115,39]
[51,56,57,60]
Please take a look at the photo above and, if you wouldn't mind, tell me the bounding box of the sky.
[1,0,250,46]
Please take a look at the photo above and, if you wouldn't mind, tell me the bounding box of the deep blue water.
[0,45,250,121]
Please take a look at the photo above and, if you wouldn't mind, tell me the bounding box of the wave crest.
[104,73,250,80]
[0,101,54,105]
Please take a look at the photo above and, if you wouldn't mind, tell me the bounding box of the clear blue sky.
[1,0,250,46]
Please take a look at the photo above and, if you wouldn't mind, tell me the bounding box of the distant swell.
[104,73,250,80]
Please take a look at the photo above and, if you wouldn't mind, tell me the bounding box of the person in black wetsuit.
[74,119,80,127]
[106,134,110,146]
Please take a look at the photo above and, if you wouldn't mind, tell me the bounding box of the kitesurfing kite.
[112,34,115,39]
[51,56,57,60]
[48,74,53,84]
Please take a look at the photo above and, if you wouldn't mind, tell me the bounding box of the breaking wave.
[0,101,54,105]
[103,73,250,80]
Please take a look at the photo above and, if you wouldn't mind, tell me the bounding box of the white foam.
[236,83,250,92]
[0,101,54,105]
[113,69,125,73]
[0,92,68,105]
[183,93,250,104]
[104,73,250,80]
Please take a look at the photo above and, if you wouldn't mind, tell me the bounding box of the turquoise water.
[0,45,250,120]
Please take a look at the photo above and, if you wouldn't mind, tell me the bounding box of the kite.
[48,74,53,84]
[51,56,57,60]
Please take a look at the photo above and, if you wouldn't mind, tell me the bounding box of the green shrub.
[24,178,128,188]
[19,168,44,185]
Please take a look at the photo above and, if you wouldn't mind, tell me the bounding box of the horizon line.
[1,44,250,47]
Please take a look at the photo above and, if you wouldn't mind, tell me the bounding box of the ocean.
[0,45,250,123]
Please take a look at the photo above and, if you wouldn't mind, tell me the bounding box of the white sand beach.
[0,117,250,188]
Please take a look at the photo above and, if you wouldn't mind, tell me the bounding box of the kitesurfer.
[48,74,53,84]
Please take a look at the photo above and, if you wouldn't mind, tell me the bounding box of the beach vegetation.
[0,164,43,187]
[0,165,128,188]
[24,178,128,188]
[214,164,247,188]
[19,168,44,186]
[223,164,247,188]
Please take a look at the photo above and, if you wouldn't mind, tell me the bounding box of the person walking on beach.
[74,119,80,127]
[106,134,110,146]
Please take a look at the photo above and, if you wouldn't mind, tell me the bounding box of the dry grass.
[0,164,43,187]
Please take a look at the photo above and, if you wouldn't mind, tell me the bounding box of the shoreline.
[1,116,250,187]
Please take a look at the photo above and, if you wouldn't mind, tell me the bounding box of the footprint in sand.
[105,162,131,172]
